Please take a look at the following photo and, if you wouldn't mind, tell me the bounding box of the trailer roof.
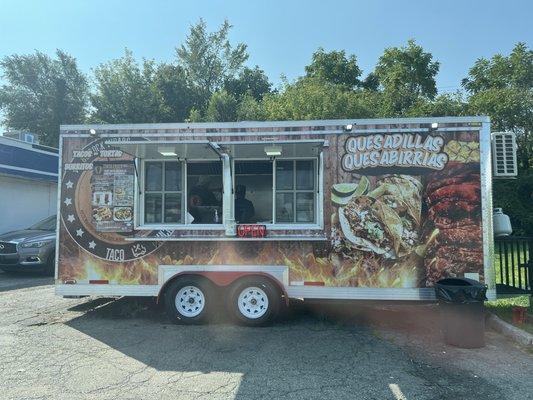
[61,116,490,132]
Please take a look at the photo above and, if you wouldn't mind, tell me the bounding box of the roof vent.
[491,132,517,178]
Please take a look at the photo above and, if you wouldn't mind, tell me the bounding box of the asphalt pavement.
[0,271,532,400]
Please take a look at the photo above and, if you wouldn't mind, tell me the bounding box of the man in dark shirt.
[235,184,255,223]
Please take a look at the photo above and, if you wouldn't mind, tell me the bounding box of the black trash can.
[434,278,487,348]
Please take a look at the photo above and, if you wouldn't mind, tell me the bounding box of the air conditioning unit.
[491,132,517,178]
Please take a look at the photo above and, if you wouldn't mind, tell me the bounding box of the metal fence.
[494,236,533,295]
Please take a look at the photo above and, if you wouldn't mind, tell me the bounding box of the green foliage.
[176,19,248,100]
[236,93,265,121]
[262,77,380,120]
[204,90,238,122]
[151,63,199,122]
[493,173,533,235]
[305,48,362,89]
[0,50,88,147]
[404,93,468,117]
[224,66,272,101]
[91,50,159,123]
[462,42,532,93]
[374,39,440,114]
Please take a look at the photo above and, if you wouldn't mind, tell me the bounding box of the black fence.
[494,236,533,295]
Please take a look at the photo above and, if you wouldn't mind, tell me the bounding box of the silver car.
[0,215,57,275]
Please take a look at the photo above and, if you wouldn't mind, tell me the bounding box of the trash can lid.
[434,278,487,303]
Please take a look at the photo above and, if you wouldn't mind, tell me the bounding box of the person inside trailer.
[188,186,220,224]
[234,184,255,223]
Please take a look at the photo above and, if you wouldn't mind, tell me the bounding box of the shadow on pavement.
[64,297,503,399]
[0,270,53,292]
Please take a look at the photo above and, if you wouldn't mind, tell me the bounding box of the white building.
[0,136,58,233]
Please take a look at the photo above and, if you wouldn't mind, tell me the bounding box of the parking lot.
[1,271,532,400]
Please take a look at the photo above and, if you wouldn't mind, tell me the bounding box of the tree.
[262,77,380,121]
[91,50,159,123]
[305,48,362,89]
[224,66,272,101]
[204,90,238,122]
[236,93,265,121]
[374,40,440,114]
[463,43,533,171]
[462,42,532,93]
[462,43,533,235]
[176,19,248,102]
[151,63,199,122]
[0,50,88,147]
[405,93,467,117]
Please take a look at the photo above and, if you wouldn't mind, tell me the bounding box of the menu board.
[91,161,134,232]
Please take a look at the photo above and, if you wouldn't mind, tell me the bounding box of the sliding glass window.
[144,161,183,224]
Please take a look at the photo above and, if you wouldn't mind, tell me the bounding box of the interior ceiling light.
[158,146,177,156]
[264,145,282,157]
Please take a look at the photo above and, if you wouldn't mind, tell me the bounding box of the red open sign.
[237,224,267,238]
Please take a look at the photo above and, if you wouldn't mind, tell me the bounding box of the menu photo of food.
[113,206,133,222]
[92,191,113,206]
[93,206,113,222]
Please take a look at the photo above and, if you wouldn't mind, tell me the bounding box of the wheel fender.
[157,271,289,306]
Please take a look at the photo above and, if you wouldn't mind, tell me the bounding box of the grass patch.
[486,295,533,335]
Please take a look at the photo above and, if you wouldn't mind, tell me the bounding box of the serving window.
[233,159,318,225]
[141,160,223,226]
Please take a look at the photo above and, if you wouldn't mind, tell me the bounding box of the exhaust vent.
[491,132,517,177]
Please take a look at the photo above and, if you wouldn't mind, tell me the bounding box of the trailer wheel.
[226,277,280,326]
[164,277,213,324]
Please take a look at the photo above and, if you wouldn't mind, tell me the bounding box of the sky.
[0,0,532,93]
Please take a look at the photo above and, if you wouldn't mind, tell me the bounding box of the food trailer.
[56,117,494,325]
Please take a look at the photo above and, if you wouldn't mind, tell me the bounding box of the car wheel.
[164,277,213,324]
[226,277,281,327]
[43,253,55,276]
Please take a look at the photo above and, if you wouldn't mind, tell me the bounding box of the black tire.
[43,253,55,276]
[226,277,281,327]
[164,276,213,324]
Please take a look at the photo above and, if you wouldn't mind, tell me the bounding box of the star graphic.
[76,228,84,237]
[67,215,75,223]
[65,181,74,189]
[64,198,72,206]
[88,241,96,249]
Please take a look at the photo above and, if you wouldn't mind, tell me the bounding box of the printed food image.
[330,136,482,287]
[92,191,113,206]
[333,175,422,259]
[113,207,133,222]
[423,162,482,285]
[93,206,112,221]
[114,187,125,199]
[444,140,480,163]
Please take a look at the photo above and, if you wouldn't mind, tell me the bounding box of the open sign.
[237,224,267,238]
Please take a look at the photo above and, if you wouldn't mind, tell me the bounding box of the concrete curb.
[487,313,533,347]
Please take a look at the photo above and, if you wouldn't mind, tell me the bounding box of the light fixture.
[430,122,439,130]
[264,145,282,157]
[89,128,97,136]
[343,124,354,132]
[158,146,177,156]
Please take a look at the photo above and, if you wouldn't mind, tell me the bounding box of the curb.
[487,313,533,347]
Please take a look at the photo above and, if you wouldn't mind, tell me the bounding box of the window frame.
[137,158,225,230]
[232,156,323,230]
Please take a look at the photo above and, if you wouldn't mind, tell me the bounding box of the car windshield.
[28,215,57,231]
